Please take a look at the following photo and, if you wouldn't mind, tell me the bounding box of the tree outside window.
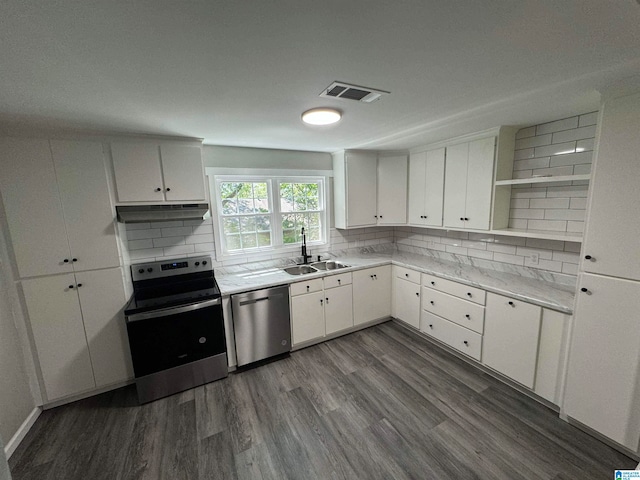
[216,177,325,255]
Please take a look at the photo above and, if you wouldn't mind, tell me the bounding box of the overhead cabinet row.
[333,130,513,232]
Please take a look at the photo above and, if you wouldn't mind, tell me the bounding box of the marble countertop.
[216,251,576,314]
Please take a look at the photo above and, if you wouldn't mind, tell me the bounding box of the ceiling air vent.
[320,82,390,103]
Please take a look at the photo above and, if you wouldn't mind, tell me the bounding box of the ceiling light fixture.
[302,108,342,126]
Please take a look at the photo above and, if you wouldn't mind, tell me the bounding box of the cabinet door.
[0,138,73,278]
[325,285,353,335]
[464,137,495,230]
[534,309,569,405]
[76,268,133,388]
[50,140,120,272]
[443,142,468,228]
[345,152,377,227]
[483,293,541,388]
[22,275,95,401]
[424,148,446,227]
[111,142,164,202]
[160,144,206,201]
[393,277,420,329]
[377,156,407,224]
[353,265,391,325]
[407,152,427,225]
[582,94,640,281]
[291,291,325,345]
[564,273,640,450]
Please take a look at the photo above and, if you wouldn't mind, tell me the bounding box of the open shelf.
[494,174,591,186]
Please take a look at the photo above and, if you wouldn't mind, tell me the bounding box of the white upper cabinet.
[50,140,120,272]
[443,137,496,230]
[0,138,120,278]
[111,143,164,202]
[0,138,73,278]
[333,151,378,228]
[160,144,206,201]
[581,93,640,281]
[408,148,445,227]
[333,151,407,229]
[111,141,205,203]
[377,155,408,225]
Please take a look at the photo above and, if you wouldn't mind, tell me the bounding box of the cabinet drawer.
[421,287,485,334]
[421,273,486,305]
[420,311,482,361]
[290,278,323,296]
[393,265,421,284]
[324,272,352,289]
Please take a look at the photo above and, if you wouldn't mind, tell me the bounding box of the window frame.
[211,173,329,260]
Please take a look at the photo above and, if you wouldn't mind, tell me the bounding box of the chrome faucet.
[301,227,312,264]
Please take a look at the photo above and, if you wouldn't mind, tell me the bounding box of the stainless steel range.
[124,256,227,404]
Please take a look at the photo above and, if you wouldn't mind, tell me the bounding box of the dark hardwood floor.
[9,321,636,479]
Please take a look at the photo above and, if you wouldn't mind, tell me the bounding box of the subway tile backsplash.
[509,111,597,234]
[394,228,581,275]
[123,220,395,268]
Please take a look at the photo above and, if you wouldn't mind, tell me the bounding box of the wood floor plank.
[8,322,636,480]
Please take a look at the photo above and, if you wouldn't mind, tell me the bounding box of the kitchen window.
[214,175,327,256]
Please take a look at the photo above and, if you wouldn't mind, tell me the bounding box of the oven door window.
[126,304,225,378]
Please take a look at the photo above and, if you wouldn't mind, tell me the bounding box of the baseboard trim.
[4,406,42,459]
[42,378,135,410]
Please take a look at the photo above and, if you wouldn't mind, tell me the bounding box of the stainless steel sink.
[283,265,319,275]
[310,260,351,270]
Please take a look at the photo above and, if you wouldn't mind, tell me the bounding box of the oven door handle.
[126,297,221,322]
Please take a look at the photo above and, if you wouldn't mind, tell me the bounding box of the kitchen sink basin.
[283,265,319,275]
[310,260,351,270]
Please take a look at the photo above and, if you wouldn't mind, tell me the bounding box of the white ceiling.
[1,1,639,152]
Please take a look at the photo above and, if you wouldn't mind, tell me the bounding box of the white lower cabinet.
[420,274,485,360]
[291,273,353,346]
[21,268,132,402]
[534,309,570,405]
[392,266,421,329]
[324,284,353,335]
[353,266,391,325]
[291,291,326,346]
[564,273,640,450]
[421,311,482,361]
[482,293,541,389]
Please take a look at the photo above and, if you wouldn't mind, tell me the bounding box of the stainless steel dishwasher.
[231,285,291,367]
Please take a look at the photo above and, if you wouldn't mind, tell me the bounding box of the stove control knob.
[202,260,208,265]
[195,262,200,266]
[147,268,153,273]
[138,269,144,274]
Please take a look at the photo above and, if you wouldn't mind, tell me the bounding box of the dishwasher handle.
[238,292,284,306]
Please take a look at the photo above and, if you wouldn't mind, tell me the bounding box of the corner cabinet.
[0,138,120,278]
[333,151,407,229]
[353,266,391,325]
[443,137,496,230]
[111,141,206,203]
[392,266,421,329]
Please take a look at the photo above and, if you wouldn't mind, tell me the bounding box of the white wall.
[0,221,36,445]
[203,145,332,170]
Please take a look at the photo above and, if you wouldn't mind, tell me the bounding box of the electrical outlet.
[529,253,539,265]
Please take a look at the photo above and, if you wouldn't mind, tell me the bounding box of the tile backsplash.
[509,112,597,234]
[123,221,395,267]
[394,227,581,276]
[125,218,216,262]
